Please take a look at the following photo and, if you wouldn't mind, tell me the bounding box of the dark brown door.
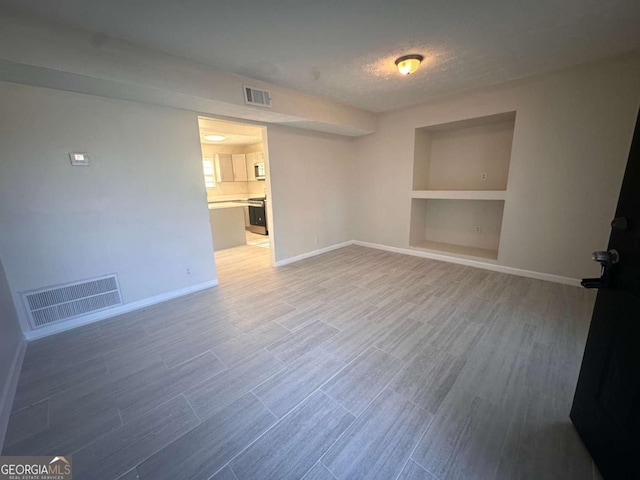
[571,110,640,479]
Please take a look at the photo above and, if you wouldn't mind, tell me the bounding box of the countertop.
[208,201,251,210]
[208,194,265,202]
[207,196,266,210]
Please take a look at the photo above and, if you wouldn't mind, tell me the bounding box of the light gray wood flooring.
[3,244,599,479]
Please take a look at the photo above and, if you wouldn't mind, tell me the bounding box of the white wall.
[352,54,640,280]
[0,81,217,334]
[0,255,25,448]
[267,126,354,262]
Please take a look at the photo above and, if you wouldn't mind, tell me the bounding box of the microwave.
[254,162,266,180]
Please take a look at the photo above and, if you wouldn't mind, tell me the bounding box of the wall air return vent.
[22,274,122,329]
[244,85,272,107]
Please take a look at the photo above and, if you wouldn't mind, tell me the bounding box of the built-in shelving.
[409,111,516,261]
[411,190,506,200]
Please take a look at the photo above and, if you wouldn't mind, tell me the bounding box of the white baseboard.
[0,337,27,450]
[274,241,355,267]
[24,279,219,341]
[353,240,581,287]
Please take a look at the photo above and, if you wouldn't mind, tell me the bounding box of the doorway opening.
[196,116,274,275]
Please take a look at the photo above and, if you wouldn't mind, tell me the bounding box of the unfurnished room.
[0,1,639,479]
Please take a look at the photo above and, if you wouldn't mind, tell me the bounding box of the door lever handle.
[580,277,609,289]
[592,249,619,265]
[581,249,620,289]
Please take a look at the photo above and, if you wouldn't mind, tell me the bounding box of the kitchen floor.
[245,230,269,249]
[3,244,599,480]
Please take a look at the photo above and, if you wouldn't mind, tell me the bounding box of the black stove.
[248,198,267,235]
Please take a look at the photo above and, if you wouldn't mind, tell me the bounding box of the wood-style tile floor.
[3,245,599,480]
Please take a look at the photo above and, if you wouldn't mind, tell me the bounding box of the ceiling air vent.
[244,85,272,107]
[22,274,122,329]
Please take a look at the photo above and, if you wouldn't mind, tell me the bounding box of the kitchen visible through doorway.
[197,116,273,276]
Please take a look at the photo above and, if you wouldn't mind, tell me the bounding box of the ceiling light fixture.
[203,134,226,142]
[395,54,423,75]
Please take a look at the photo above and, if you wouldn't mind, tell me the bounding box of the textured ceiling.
[2,0,640,112]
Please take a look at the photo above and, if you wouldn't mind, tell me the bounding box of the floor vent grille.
[23,274,122,329]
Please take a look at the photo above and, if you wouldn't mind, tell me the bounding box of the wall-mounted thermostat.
[69,152,90,166]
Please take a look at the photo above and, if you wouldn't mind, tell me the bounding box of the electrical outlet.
[315,236,320,245]
[480,172,487,181]
[474,226,482,234]
[186,268,192,276]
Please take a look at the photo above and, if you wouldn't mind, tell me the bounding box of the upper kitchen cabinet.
[214,150,264,183]
[215,153,234,182]
[246,152,257,181]
[232,154,248,181]
[215,153,250,182]
[412,111,515,193]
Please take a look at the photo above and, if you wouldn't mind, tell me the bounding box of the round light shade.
[203,134,226,142]
[395,54,423,75]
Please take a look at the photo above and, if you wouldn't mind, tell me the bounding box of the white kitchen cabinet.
[232,154,248,181]
[215,153,234,182]
[246,152,257,181]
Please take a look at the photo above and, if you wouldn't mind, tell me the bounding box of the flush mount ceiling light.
[395,54,424,75]
[203,134,226,142]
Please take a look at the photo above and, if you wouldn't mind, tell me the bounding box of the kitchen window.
[202,157,215,188]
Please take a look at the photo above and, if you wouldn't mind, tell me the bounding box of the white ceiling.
[198,117,263,146]
[3,0,640,112]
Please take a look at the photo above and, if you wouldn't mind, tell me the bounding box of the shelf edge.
[411,190,507,200]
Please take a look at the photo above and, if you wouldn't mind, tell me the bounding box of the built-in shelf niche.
[409,198,504,260]
[413,111,516,191]
[409,111,515,260]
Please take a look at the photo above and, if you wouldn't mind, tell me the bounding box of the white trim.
[0,337,27,450]
[24,280,219,341]
[274,241,355,267]
[353,240,581,287]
